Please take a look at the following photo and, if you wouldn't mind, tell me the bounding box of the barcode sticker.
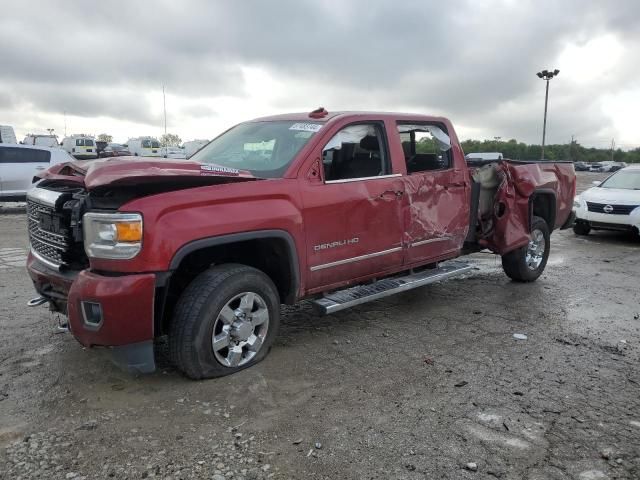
[289,123,322,132]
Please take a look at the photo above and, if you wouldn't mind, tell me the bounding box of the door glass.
[322,124,389,181]
[397,124,452,173]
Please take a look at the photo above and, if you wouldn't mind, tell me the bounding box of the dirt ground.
[1,171,639,480]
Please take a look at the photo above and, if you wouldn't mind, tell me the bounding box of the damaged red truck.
[26,110,576,378]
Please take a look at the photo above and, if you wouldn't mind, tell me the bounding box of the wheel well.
[157,237,296,335]
[530,192,556,231]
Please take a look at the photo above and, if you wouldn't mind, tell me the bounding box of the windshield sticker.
[289,123,322,132]
[200,164,240,176]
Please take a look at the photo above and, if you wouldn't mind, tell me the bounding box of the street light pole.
[536,69,559,160]
[162,85,167,137]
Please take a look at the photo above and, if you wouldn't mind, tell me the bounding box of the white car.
[161,146,186,159]
[573,165,640,237]
[0,144,74,201]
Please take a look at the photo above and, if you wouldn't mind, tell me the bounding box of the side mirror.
[592,181,601,187]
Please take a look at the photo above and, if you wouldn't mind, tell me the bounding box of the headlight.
[573,196,582,209]
[83,212,143,259]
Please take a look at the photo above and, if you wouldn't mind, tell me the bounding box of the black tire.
[573,221,591,236]
[169,264,280,379]
[501,216,550,282]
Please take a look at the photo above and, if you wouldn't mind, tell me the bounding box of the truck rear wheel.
[501,216,550,282]
[169,264,280,379]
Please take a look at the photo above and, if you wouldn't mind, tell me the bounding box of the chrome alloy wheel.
[211,292,270,367]
[526,228,546,270]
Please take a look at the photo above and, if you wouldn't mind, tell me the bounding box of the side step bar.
[312,261,473,315]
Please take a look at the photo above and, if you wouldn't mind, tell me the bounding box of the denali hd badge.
[314,238,359,251]
[200,165,240,176]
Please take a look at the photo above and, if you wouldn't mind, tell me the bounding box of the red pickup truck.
[26,109,576,378]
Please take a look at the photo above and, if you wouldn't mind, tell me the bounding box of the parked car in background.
[161,146,186,159]
[126,137,161,157]
[62,135,98,159]
[22,134,59,148]
[609,162,627,172]
[98,143,131,158]
[0,125,17,144]
[590,161,624,173]
[183,139,209,158]
[0,144,73,200]
[573,165,640,237]
[96,140,108,158]
[574,161,590,171]
[465,152,503,163]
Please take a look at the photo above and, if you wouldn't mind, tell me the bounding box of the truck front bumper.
[27,252,157,373]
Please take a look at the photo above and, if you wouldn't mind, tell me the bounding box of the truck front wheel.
[169,264,280,379]
[501,216,550,282]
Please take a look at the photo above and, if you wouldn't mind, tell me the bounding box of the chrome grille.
[586,202,639,215]
[29,236,65,265]
[27,194,70,267]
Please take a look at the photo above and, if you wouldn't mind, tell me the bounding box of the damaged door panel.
[394,123,470,264]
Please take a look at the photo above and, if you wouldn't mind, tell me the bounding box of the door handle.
[379,190,404,199]
[35,166,46,170]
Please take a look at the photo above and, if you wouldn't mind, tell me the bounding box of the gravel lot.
[1,172,639,479]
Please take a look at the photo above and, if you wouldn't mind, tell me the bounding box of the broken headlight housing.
[83,212,143,259]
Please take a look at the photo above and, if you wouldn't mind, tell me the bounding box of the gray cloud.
[2,0,639,144]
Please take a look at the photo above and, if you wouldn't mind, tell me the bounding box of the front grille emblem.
[603,204,614,214]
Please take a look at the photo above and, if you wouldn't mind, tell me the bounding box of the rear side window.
[397,123,452,173]
[0,147,51,163]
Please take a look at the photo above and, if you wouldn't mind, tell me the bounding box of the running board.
[312,261,473,315]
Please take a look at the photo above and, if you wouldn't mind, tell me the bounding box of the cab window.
[397,123,452,173]
[322,123,389,182]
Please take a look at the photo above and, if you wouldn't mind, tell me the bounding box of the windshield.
[190,121,322,178]
[600,169,640,190]
[142,139,160,148]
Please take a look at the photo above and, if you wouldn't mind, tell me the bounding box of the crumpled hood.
[581,186,640,205]
[40,157,257,190]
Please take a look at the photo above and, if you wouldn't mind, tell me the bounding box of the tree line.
[96,133,183,147]
[458,138,640,163]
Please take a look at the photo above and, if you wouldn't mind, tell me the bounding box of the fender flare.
[168,229,300,303]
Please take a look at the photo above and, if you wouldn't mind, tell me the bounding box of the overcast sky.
[2,0,639,148]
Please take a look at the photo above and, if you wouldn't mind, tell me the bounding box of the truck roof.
[250,110,450,124]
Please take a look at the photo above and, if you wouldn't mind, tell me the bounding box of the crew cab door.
[394,123,470,264]
[300,122,405,292]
